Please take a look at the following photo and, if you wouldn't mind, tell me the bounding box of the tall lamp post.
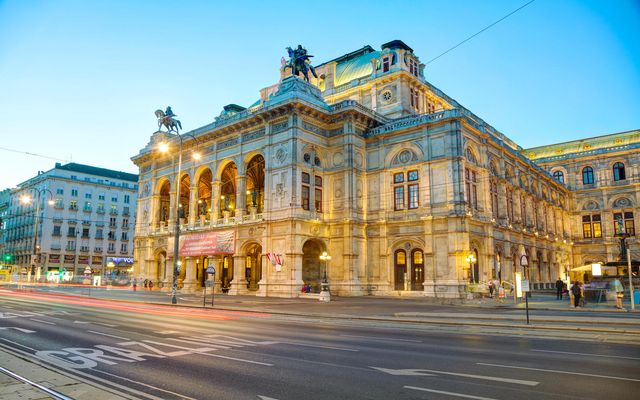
[614,217,635,310]
[465,253,477,283]
[158,110,199,305]
[20,189,54,282]
[319,251,331,302]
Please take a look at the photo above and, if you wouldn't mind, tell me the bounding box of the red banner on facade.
[167,230,235,258]
[49,254,60,264]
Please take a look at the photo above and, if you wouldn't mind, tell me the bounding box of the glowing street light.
[465,253,477,283]
[319,251,331,302]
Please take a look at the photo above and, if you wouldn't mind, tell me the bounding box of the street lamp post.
[319,251,331,302]
[158,114,200,305]
[465,253,477,284]
[21,189,54,283]
[614,217,635,310]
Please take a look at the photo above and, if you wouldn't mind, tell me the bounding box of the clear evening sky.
[1,0,638,189]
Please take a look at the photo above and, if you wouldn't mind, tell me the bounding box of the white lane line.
[478,363,640,382]
[341,334,422,343]
[87,330,130,340]
[280,341,358,352]
[372,367,538,386]
[154,330,182,334]
[73,320,90,324]
[405,386,498,400]
[92,369,193,400]
[197,352,274,366]
[257,396,280,400]
[0,338,37,352]
[531,349,640,361]
[29,319,56,325]
[95,322,118,327]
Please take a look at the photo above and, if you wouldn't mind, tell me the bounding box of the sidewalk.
[0,347,129,400]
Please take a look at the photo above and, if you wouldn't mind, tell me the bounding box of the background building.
[2,163,138,282]
[524,130,639,280]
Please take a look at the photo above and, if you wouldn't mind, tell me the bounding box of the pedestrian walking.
[571,281,582,308]
[143,279,148,289]
[611,278,625,310]
[148,280,154,291]
[132,278,137,291]
[555,277,564,300]
[488,281,494,298]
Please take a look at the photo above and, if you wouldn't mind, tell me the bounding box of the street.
[1,288,639,399]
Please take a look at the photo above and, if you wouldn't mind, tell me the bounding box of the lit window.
[465,168,478,210]
[614,211,635,236]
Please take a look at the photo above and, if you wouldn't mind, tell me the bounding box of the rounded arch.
[550,166,567,184]
[579,198,601,211]
[177,173,190,220]
[464,145,479,166]
[156,179,171,224]
[245,154,265,213]
[155,177,171,196]
[488,157,500,177]
[385,143,424,168]
[581,165,594,184]
[195,167,213,220]
[218,161,238,217]
[243,241,263,291]
[302,239,325,292]
[612,161,626,181]
[609,196,634,209]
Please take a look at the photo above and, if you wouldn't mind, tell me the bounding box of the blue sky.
[1,0,638,189]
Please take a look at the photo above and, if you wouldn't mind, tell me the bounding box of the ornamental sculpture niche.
[391,149,418,166]
[613,197,631,208]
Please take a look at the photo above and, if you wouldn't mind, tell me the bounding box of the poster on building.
[167,230,235,258]
[49,254,60,264]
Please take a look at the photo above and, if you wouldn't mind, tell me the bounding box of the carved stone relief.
[333,152,344,167]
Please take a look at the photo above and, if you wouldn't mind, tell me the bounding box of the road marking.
[73,320,90,324]
[95,322,118,327]
[95,369,197,400]
[478,363,640,382]
[280,341,358,352]
[88,330,130,340]
[0,327,36,333]
[372,367,538,386]
[155,330,181,334]
[341,334,422,342]
[198,352,274,366]
[257,396,280,400]
[29,318,56,325]
[0,338,37,351]
[405,386,498,400]
[531,349,640,361]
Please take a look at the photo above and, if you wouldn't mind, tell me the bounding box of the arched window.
[613,162,626,181]
[552,170,564,183]
[582,166,594,185]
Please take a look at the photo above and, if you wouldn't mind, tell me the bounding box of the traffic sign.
[521,279,530,292]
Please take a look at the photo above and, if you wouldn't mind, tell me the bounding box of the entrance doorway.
[221,255,234,290]
[302,240,323,292]
[245,244,262,291]
[394,249,407,290]
[411,249,424,291]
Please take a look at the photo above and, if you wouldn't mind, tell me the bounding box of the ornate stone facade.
[131,40,633,298]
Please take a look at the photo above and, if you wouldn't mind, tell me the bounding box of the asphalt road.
[1,289,639,400]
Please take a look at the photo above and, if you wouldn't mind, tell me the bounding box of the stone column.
[181,257,197,292]
[235,175,246,218]
[188,185,198,227]
[162,257,173,291]
[228,254,248,295]
[210,179,220,225]
[168,188,177,228]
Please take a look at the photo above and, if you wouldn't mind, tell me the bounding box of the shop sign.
[49,254,60,264]
[92,256,103,265]
[167,230,235,258]
[78,256,90,264]
[106,257,134,267]
[64,255,75,263]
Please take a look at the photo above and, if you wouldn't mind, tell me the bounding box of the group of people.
[556,277,626,309]
[131,278,154,291]
[487,279,505,300]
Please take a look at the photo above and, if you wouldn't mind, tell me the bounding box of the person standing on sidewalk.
[555,278,564,300]
[571,281,582,308]
[612,278,625,310]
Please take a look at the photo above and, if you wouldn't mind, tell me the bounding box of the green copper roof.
[334,50,379,87]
